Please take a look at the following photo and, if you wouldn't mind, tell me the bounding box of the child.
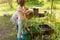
[11,0,28,40]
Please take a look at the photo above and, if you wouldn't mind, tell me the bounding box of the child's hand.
[18,9,24,13]
[24,6,28,11]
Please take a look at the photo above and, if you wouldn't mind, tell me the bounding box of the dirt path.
[0,16,16,40]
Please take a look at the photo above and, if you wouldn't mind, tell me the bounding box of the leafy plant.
[25,17,44,40]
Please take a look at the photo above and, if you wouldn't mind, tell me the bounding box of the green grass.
[0,15,16,40]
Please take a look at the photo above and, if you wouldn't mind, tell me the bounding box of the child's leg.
[17,21,23,40]
[22,34,27,40]
[17,34,27,40]
[17,38,22,40]
[17,33,22,40]
[17,20,27,40]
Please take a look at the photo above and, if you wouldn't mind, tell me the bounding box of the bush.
[27,0,44,6]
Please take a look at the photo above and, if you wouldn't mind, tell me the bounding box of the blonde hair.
[25,10,33,19]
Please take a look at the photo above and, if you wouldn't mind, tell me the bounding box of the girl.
[17,0,28,40]
[11,0,28,40]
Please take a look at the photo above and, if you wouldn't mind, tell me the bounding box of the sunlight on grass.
[55,13,60,22]
[56,4,60,9]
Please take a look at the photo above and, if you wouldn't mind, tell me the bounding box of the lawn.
[0,0,60,40]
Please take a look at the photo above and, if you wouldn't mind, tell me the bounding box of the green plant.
[25,17,45,40]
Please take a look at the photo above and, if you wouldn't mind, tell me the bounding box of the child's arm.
[10,12,18,24]
[24,6,28,11]
[17,5,24,13]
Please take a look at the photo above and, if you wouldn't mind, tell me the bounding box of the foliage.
[27,0,44,6]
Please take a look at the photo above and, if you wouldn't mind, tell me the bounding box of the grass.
[0,15,16,40]
[0,0,60,40]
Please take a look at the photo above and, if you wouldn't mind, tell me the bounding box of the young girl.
[11,0,28,40]
[17,0,28,40]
